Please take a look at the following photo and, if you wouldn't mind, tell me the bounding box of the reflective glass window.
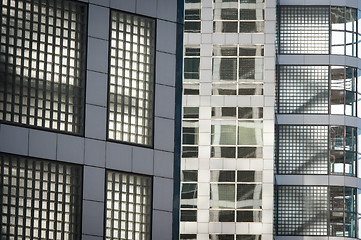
[184,46,200,95]
[185,0,201,33]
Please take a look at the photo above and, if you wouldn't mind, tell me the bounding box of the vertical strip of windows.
[180,170,198,222]
[212,45,264,96]
[182,107,199,158]
[0,0,87,134]
[183,46,200,95]
[108,11,155,146]
[105,171,152,240]
[0,153,82,239]
[185,0,201,33]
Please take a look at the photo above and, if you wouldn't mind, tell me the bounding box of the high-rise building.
[181,0,276,239]
[0,0,183,239]
[181,0,361,240]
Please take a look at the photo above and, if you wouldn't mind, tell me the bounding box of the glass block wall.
[277,65,359,116]
[275,186,357,237]
[105,171,152,240]
[0,0,87,134]
[0,153,82,239]
[108,10,155,146]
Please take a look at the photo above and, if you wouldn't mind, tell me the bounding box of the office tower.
[0,0,183,239]
[181,0,276,239]
[275,1,361,239]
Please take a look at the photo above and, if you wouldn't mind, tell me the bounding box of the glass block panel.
[108,11,155,146]
[0,0,87,133]
[279,6,329,54]
[278,65,329,114]
[105,171,152,240]
[277,125,328,174]
[276,186,328,236]
[0,153,82,239]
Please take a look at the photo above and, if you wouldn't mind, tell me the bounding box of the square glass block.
[0,0,87,134]
[105,171,152,240]
[0,153,82,239]
[108,10,155,146]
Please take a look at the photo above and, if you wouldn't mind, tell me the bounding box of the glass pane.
[238,84,263,95]
[181,210,197,222]
[212,107,237,118]
[211,121,237,145]
[331,31,345,55]
[211,171,235,182]
[236,211,261,222]
[184,58,200,80]
[185,9,200,20]
[331,7,345,30]
[330,151,345,175]
[237,184,262,209]
[238,120,263,145]
[237,171,262,182]
[214,21,238,33]
[331,66,345,90]
[182,170,198,182]
[209,210,235,222]
[213,58,238,81]
[238,107,263,119]
[345,127,357,151]
[182,120,199,145]
[346,8,357,32]
[181,183,197,208]
[330,90,345,115]
[237,147,263,158]
[212,84,238,95]
[239,21,264,33]
[211,146,236,158]
[182,146,198,158]
[210,184,235,208]
[185,22,201,33]
[183,107,199,118]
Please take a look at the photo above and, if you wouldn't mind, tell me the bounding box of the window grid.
[185,0,201,33]
[180,170,198,222]
[213,0,264,33]
[108,11,155,146]
[209,170,262,223]
[211,107,263,159]
[0,0,87,134]
[276,186,328,236]
[105,171,152,240]
[184,46,200,95]
[212,45,264,96]
[0,153,82,240]
[278,66,329,114]
[277,125,329,174]
[279,6,329,54]
[182,107,199,158]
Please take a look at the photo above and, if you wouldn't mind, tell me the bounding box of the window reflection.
[210,170,262,223]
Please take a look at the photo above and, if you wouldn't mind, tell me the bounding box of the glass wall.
[185,0,201,33]
[278,65,359,116]
[108,11,155,146]
[276,186,357,237]
[184,46,200,95]
[0,153,82,239]
[0,0,87,134]
[279,6,360,57]
[276,125,357,176]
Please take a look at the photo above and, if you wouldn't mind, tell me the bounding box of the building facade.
[0,0,183,239]
[181,0,361,240]
[180,0,276,239]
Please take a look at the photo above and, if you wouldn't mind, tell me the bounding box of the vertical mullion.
[14,158,21,239]
[42,0,50,131]
[45,163,51,240]
[64,2,71,132]
[53,164,59,238]
[125,174,130,240]
[34,1,42,127]
[121,13,127,142]
[37,161,44,239]
[128,15,134,143]
[60,164,67,240]
[5,156,12,239]
[135,18,140,143]
[0,156,4,237]
[49,0,57,130]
